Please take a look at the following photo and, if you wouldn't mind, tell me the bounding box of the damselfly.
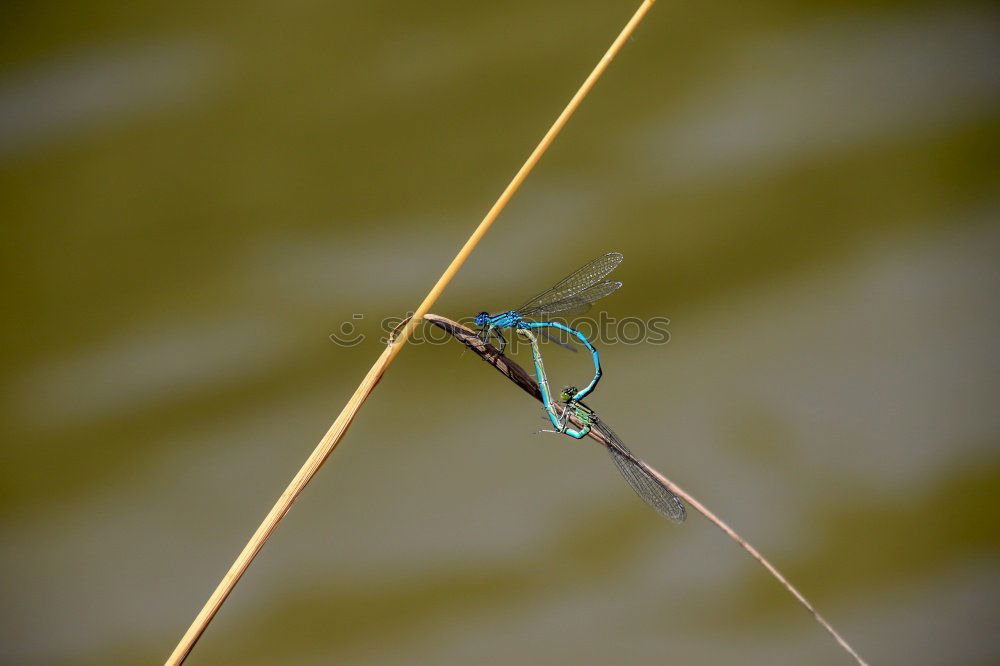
[474,252,622,402]
[517,327,686,523]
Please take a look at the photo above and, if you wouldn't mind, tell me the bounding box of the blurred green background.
[2,1,999,664]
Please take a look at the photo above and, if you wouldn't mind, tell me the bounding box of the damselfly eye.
[560,386,578,402]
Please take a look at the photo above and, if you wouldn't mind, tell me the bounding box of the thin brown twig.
[424,313,870,666]
[163,3,659,663]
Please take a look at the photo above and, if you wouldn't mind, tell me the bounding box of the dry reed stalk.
[424,313,869,666]
[164,2,659,664]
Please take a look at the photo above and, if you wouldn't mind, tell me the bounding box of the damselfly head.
[474,312,489,327]
[560,386,578,403]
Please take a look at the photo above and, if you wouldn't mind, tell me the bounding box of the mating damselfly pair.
[472,253,686,524]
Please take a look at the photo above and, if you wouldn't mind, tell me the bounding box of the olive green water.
[2,2,999,664]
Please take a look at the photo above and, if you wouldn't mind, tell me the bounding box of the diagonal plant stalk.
[164,2,660,664]
[424,313,870,666]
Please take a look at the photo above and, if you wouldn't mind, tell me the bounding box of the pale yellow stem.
[164,2,658,664]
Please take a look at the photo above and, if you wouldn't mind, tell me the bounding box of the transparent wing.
[518,252,623,316]
[593,417,686,523]
[526,280,622,318]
